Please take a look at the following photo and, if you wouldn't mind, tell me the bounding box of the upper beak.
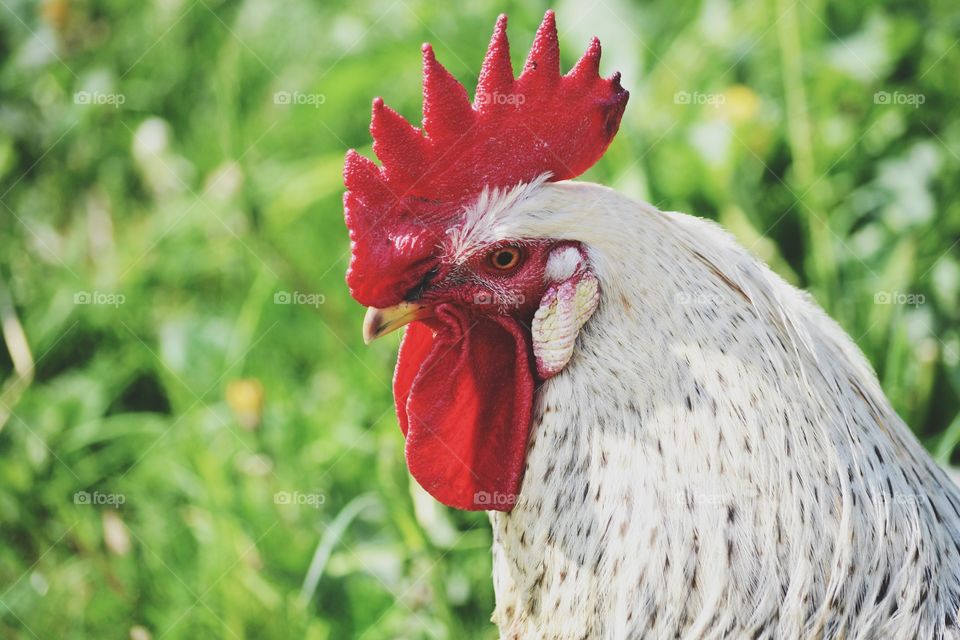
[362,302,430,344]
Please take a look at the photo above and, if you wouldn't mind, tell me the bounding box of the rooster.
[342,11,960,639]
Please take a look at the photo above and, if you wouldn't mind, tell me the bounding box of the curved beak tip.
[362,303,427,344]
[361,307,386,344]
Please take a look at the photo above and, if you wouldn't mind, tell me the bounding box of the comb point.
[476,11,515,108]
[343,150,391,209]
[521,10,560,80]
[421,41,473,140]
[371,100,426,182]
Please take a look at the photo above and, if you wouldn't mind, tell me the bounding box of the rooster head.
[343,11,628,511]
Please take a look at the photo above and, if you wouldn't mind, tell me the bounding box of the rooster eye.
[488,246,522,271]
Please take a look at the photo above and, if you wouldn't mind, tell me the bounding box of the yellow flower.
[226,379,265,431]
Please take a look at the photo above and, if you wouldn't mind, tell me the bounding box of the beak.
[362,302,430,344]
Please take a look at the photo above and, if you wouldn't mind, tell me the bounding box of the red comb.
[344,11,629,307]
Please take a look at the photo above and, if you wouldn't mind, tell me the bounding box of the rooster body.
[484,181,960,639]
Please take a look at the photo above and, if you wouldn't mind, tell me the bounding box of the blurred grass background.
[1,0,958,637]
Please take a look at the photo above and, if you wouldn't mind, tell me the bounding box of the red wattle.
[392,305,534,511]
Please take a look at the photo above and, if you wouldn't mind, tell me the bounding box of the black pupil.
[496,251,515,267]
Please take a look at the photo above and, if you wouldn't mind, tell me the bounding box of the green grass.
[1,0,958,638]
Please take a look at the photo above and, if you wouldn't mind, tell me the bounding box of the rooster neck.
[487,187,960,638]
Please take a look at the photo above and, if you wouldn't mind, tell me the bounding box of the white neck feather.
[480,180,960,639]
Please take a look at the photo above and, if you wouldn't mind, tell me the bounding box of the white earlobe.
[531,271,599,379]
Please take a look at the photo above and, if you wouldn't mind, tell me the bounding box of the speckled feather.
[446,178,960,639]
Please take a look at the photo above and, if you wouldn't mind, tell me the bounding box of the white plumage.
[449,177,960,639]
